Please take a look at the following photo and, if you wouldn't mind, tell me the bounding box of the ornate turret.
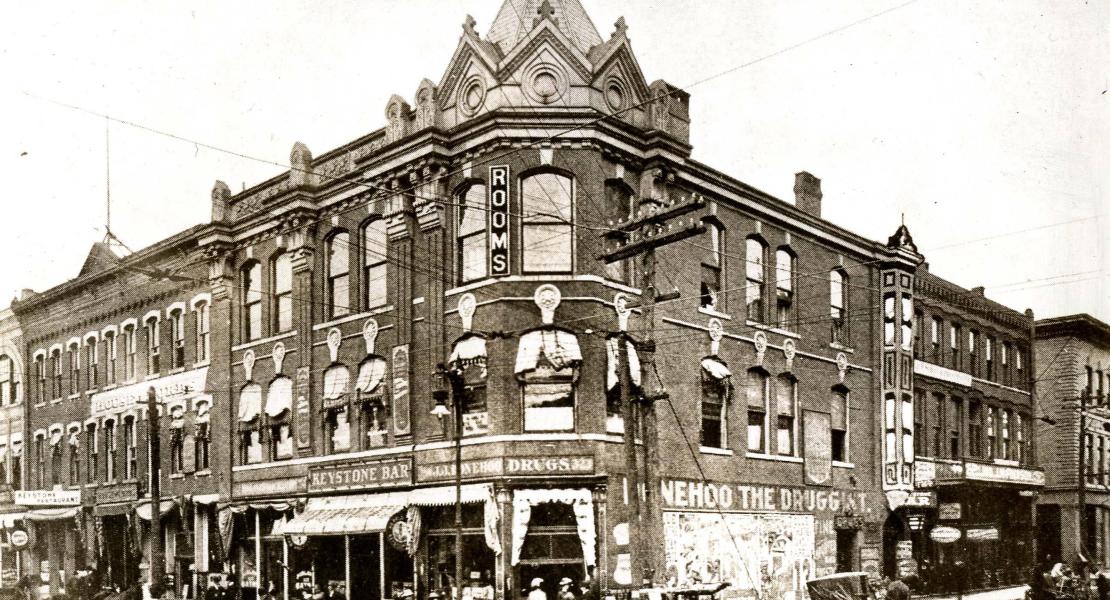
[485,0,603,54]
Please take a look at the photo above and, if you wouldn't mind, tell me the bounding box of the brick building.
[1034,314,1110,569]
[11,231,225,596]
[0,307,27,584]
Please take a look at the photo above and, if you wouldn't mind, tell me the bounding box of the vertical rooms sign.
[489,165,510,276]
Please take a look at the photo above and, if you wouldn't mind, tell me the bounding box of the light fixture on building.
[907,515,925,531]
[430,363,450,418]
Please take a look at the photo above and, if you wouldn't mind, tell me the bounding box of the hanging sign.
[8,530,28,549]
[930,526,962,544]
[296,367,311,449]
[392,345,411,435]
[489,165,510,276]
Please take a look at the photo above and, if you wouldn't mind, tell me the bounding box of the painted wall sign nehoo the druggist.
[488,165,510,276]
[660,479,872,515]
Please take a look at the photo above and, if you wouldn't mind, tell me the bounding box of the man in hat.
[557,578,575,600]
[527,578,546,600]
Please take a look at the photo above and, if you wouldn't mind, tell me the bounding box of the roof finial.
[534,0,558,28]
[613,16,627,38]
[463,14,478,37]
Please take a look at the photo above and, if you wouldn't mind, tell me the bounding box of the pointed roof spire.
[486,0,603,54]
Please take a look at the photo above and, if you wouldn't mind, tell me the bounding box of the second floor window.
[745,239,766,322]
[950,324,961,370]
[1001,410,1012,460]
[104,420,116,482]
[931,317,942,361]
[145,317,160,375]
[775,375,796,456]
[68,343,80,395]
[170,310,186,369]
[363,220,388,309]
[746,369,768,453]
[194,302,210,363]
[832,388,848,462]
[986,407,996,459]
[969,402,983,458]
[105,332,117,385]
[521,172,573,272]
[700,359,730,449]
[243,262,263,340]
[51,350,62,399]
[830,270,847,345]
[124,417,137,479]
[170,428,184,475]
[85,424,97,484]
[1017,414,1027,463]
[87,339,99,389]
[985,337,994,380]
[123,326,136,381]
[948,396,961,459]
[0,355,13,405]
[325,406,351,454]
[327,233,351,318]
[775,249,794,329]
[457,184,488,283]
[273,252,294,332]
[700,224,723,311]
[968,331,978,376]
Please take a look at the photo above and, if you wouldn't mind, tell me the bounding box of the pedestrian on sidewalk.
[886,578,911,600]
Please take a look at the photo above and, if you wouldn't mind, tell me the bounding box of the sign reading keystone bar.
[15,490,81,506]
[90,367,208,417]
[417,455,595,483]
[309,457,413,492]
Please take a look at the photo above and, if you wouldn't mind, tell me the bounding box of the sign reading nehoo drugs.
[489,165,510,276]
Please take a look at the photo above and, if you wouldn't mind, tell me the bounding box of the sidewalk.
[922,585,1029,600]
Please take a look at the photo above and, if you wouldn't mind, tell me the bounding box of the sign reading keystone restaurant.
[15,490,81,506]
[417,455,595,483]
[89,367,208,417]
[309,457,412,492]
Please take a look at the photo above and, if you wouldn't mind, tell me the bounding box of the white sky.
[1,0,1107,323]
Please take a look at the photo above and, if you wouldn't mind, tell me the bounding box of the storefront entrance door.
[349,535,381,600]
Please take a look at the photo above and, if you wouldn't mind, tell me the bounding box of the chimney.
[793,171,822,218]
[970,286,985,296]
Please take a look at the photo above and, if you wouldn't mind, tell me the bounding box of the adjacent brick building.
[0,307,27,584]
[1035,314,1110,569]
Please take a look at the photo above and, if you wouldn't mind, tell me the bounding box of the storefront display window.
[425,505,495,598]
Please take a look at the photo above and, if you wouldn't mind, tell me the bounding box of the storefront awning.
[356,358,387,394]
[94,503,133,517]
[323,365,350,409]
[515,329,582,374]
[239,383,262,423]
[283,503,402,536]
[26,507,80,521]
[449,336,487,366]
[701,357,731,380]
[606,337,641,390]
[136,499,178,521]
[265,377,293,418]
[0,513,25,528]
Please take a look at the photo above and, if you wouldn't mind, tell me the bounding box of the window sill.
[68,394,80,401]
[193,360,211,369]
[829,343,855,354]
[169,473,184,480]
[87,388,99,395]
[50,398,62,405]
[34,402,46,409]
[144,374,160,381]
[312,306,394,331]
[699,446,733,456]
[195,470,211,477]
[745,320,801,339]
[102,384,118,391]
[746,452,803,464]
[833,461,855,469]
[698,307,732,321]
[169,367,186,375]
[84,483,98,488]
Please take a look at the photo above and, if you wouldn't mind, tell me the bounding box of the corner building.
[201,2,957,600]
[11,232,225,597]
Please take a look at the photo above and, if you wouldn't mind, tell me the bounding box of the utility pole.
[602,177,705,587]
[146,387,165,590]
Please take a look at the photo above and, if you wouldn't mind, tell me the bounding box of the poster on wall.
[803,411,833,486]
[295,366,311,448]
[663,511,816,600]
[392,344,411,435]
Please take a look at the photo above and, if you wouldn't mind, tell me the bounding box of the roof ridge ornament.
[463,14,479,38]
[612,17,627,39]
[534,0,558,28]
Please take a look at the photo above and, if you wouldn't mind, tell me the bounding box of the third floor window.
[363,220,388,310]
[272,252,294,332]
[521,172,573,273]
[457,184,488,284]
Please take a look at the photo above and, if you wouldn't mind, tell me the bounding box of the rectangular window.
[145,319,160,375]
[745,239,765,322]
[1001,410,1012,460]
[50,444,61,486]
[273,253,294,332]
[52,351,62,399]
[36,358,46,403]
[931,317,942,362]
[522,364,576,432]
[746,370,768,453]
[830,271,847,345]
[195,421,210,470]
[831,389,848,462]
[105,333,117,385]
[363,220,388,309]
[194,303,210,363]
[775,249,794,329]
[457,185,488,283]
[241,429,263,464]
[950,324,960,370]
[521,173,573,272]
[775,376,796,456]
[913,311,924,355]
[883,293,896,346]
[68,437,80,486]
[1015,346,1024,381]
[931,393,944,458]
[243,262,264,339]
[1086,433,1095,484]
[124,327,136,381]
[87,341,99,389]
[948,396,961,459]
[326,407,351,453]
[0,356,11,406]
[361,401,389,449]
[968,331,978,376]
[170,429,184,474]
[270,422,293,461]
[913,389,926,457]
[104,421,116,482]
[700,224,724,311]
[985,337,994,381]
[171,311,186,369]
[700,372,727,449]
[1001,343,1010,384]
[986,407,996,460]
[69,346,80,395]
[124,418,137,479]
[85,424,97,484]
[968,402,983,459]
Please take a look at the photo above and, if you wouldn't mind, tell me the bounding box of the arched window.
[144,315,160,375]
[830,269,847,344]
[745,238,766,322]
[362,221,388,309]
[104,331,117,385]
[50,348,62,399]
[123,415,137,479]
[775,248,794,329]
[242,261,263,340]
[745,369,769,453]
[604,181,634,284]
[521,172,573,272]
[194,301,210,363]
[67,342,80,396]
[327,233,351,317]
[701,223,724,311]
[272,252,294,332]
[457,184,488,283]
[35,355,45,404]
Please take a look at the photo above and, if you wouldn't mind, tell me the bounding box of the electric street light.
[431,363,463,600]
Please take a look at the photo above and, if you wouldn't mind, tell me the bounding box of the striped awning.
[26,507,79,521]
[0,512,25,528]
[283,503,402,536]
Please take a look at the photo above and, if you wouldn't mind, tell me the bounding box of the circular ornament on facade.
[385,511,412,552]
[9,530,27,549]
[605,81,626,111]
[782,339,796,361]
[459,76,486,116]
[533,284,562,324]
[753,331,768,354]
[362,319,380,354]
[707,318,723,343]
[836,352,849,373]
[243,349,257,381]
[523,63,567,105]
[272,342,286,373]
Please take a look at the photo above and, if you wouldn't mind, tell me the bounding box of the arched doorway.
[882,512,907,579]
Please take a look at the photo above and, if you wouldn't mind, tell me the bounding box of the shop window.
[426,505,496,593]
[0,355,12,405]
[830,269,847,345]
[105,331,117,385]
[68,342,80,396]
[86,338,99,389]
[194,301,210,363]
[123,324,137,381]
[51,348,62,399]
[195,400,211,470]
[986,407,996,460]
[145,316,160,375]
[521,172,574,273]
[326,406,351,454]
[603,181,634,284]
[775,248,794,329]
[363,220,388,310]
[775,375,796,456]
[242,261,264,340]
[170,309,186,369]
[701,223,724,311]
[271,251,294,333]
[123,416,137,479]
[745,238,766,322]
[913,389,926,457]
[85,423,98,484]
[831,387,849,462]
[516,330,581,432]
[457,184,488,283]
[968,402,983,459]
[745,369,768,453]
[700,358,730,449]
[949,323,960,370]
[104,419,116,482]
[948,396,961,459]
[606,337,641,435]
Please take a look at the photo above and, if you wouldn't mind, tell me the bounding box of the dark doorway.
[836,529,858,572]
[1036,504,1061,564]
[883,512,906,579]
